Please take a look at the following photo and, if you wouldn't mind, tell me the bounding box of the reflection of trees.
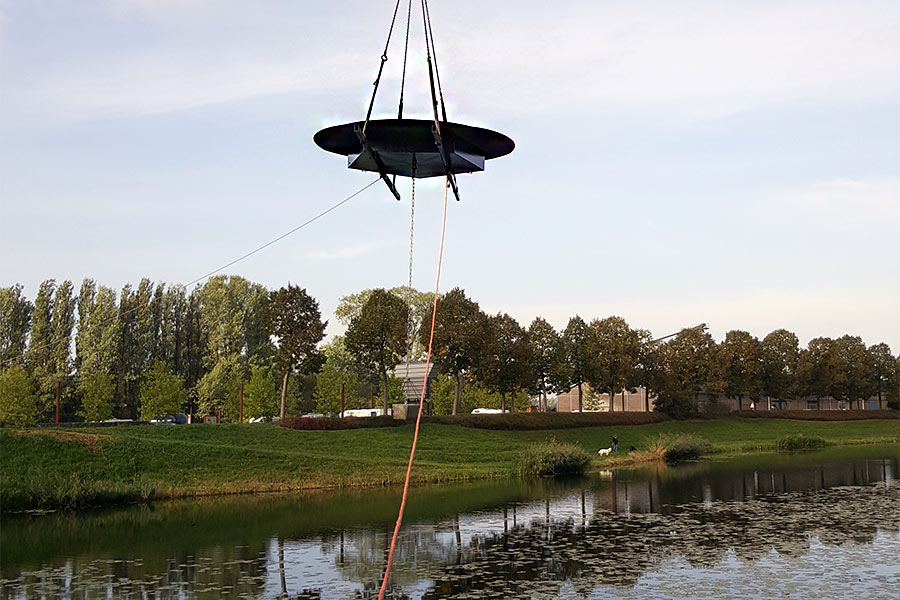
[321,525,465,589]
[417,483,898,598]
[596,458,895,514]
[7,541,269,600]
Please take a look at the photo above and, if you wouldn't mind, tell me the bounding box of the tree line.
[1,280,897,424]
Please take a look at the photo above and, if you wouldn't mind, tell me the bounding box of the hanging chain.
[406,158,417,357]
[408,175,416,295]
[403,158,418,387]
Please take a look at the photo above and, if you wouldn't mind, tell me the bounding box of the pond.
[2,444,898,599]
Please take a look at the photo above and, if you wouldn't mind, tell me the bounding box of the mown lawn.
[2,417,897,512]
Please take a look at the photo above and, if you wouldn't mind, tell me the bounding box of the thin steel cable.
[2,178,380,369]
[378,178,449,600]
[398,0,413,119]
[185,179,379,287]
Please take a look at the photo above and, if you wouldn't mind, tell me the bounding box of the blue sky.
[1,0,898,350]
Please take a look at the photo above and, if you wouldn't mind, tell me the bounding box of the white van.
[471,408,503,414]
[343,408,387,418]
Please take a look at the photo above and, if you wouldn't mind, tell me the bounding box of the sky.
[1,0,898,351]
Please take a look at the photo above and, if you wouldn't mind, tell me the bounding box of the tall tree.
[345,289,409,414]
[868,343,899,408]
[586,316,642,412]
[198,276,269,363]
[193,276,271,419]
[75,283,119,421]
[76,282,119,374]
[116,279,155,418]
[561,316,592,413]
[264,285,326,419]
[165,285,189,377]
[477,313,533,413]
[49,280,75,377]
[149,282,177,365]
[182,288,207,411]
[0,284,32,366]
[760,329,800,403]
[22,279,74,420]
[717,330,762,411]
[48,280,76,419]
[527,317,565,412]
[26,281,54,366]
[656,326,717,416]
[196,353,243,421]
[797,337,837,409]
[420,288,486,415]
[637,333,669,412]
[831,335,874,410]
[337,286,431,359]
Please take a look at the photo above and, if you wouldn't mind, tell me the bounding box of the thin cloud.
[777,178,900,230]
[305,241,401,261]
[4,2,898,121]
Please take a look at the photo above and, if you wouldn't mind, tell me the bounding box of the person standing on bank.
[612,435,619,452]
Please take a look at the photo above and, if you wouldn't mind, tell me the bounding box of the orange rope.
[378,179,449,599]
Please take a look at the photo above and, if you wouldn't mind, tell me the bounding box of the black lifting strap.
[421,0,460,201]
[362,0,404,200]
[355,124,401,201]
[363,0,403,134]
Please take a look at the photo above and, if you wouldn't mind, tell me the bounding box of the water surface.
[2,444,898,599]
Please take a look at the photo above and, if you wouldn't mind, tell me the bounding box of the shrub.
[78,371,116,423]
[650,433,712,463]
[734,410,897,421]
[776,434,828,451]
[519,438,591,478]
[653,391,699,419]
[140,361,186,421]
[243,365,278,421]
[315,362,361,415]
[0,366,40,425]
[278,416,403,431]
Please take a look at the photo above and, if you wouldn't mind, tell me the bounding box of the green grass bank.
[2,417,897,512]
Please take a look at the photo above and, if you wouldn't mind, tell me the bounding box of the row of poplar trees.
[1,280,898,424]
[0,277,325,425]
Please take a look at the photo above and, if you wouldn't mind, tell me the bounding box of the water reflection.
[1,447,897,599]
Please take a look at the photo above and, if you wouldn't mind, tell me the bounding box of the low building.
[556,383,888,413]
[556,383,654,413]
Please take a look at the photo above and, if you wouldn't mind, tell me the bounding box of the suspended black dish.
[314,118,514,179]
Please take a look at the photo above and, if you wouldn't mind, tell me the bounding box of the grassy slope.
[2,418,897,512]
